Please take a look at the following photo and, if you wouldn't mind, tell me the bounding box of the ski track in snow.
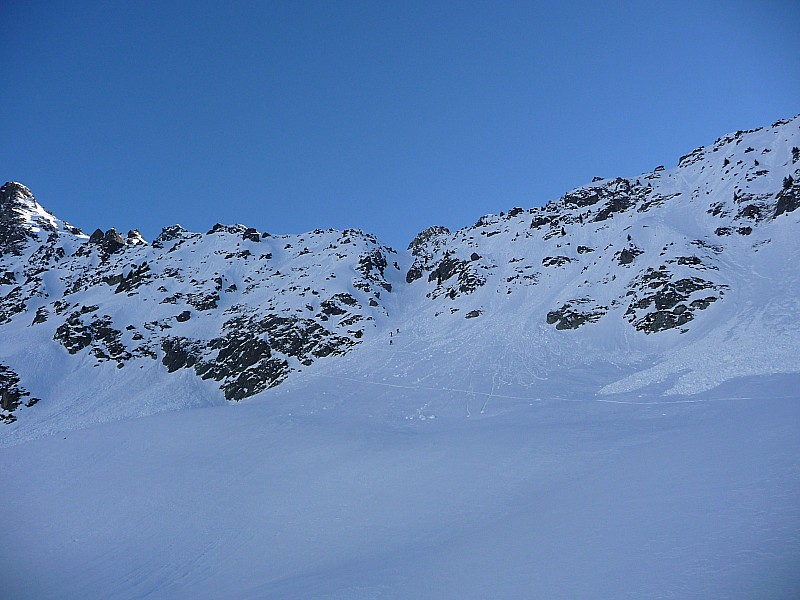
[310,371,799,407]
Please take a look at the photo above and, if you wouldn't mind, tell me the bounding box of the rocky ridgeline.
[401,116,799,332]
[0,181,398,421]
[1,115,799,423]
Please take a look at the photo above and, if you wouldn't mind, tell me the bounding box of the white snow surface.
[2,379,799,598]
[1,116,800,597]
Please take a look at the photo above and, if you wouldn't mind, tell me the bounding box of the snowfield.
[1,116,800,597]
[2,375,799,598]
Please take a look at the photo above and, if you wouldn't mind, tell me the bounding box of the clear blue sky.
[3,1,799,249]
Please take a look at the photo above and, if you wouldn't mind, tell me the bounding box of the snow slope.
[1,115,800,598]
[1,375,799,599]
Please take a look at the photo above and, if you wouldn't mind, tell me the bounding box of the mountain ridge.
[1,114,799,440]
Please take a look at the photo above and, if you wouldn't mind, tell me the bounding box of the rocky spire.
[0,182,39,255]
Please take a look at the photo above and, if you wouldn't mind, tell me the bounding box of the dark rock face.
[88,228,126,255]
[616,246,643,266]
[32,307,49,325]
[161,312,354,400]
[102,228,126,253]
[127,229,146,245]
[405,226,459,288]
[187,290,219,311]
[668,255,718,271]
[560,189,603,209]
[465,309,481,319]
[736,204,763,221]
[546,299,606,330]
[153,225,191,247]
[408,226,450,255]
[625,268,723,333]
[406,265,423,284]
[426,256,486,299]
[54,312,132,366]
[529,215,552,229]
[242,228,261,243]
[428,257,468,284]
[54,312,93,354]
[716,226,752,236]
[320,293,358,317]
[207,223,249,236]
[553,177,642,220]
[0,182,38,255]
[114,263,151,294]
[89,316,132,365]
[542,256,574,268]
[0,363,39,423]
[592,179,642,222]
[161,337,203,372]
[594,196,634,222]
[774,180,800,217]
[356,249,392,292]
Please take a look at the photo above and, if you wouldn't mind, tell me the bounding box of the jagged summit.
[0,181,36,210]
[0,182,56,254]
[1,114,799,437]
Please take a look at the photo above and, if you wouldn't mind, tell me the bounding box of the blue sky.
[3,0,799,249]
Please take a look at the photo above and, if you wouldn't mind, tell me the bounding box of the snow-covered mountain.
[3,116,800,600]
[1,115,799,438]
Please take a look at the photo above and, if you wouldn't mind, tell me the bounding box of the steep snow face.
[1,116,799,437]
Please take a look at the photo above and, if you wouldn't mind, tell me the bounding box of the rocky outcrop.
[615,245,643,266]
[0,363,39,423]
[542,256,574,268]
[427,256,487,299]
[160,311,355,400]
[54,311,132,366]
[89,228,127,255]
[0,182,39,255]
[774,177,800,217]
[546,299,607,330]
[408,226,450,256]
[624,268,723,333]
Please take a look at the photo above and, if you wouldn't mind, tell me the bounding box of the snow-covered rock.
[1,115,799,437]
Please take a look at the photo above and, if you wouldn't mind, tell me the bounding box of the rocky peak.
[0,181,36,210]
[0,182,42,255]
[153,224,191,245]
[127,229,147,245]
[88,228,127,254]
[408,226,450,256]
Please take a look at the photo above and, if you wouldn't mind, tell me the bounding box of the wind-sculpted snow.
[1,114,800,435]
